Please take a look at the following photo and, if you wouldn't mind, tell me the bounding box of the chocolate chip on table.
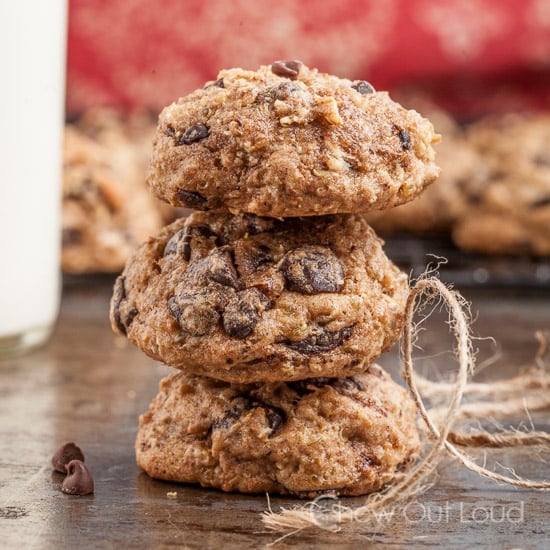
[393,124,412,150]
[222,288,270,338]
[271,60,303,79]
[175,189,208,210]
[52,442,85,474]
[177,124,209,145]
[282,326,353,354]
[351,80,375,94]
[61,460,94,496]
[279,246,345,294]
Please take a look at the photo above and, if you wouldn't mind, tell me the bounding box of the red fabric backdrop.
[66,0,550,118]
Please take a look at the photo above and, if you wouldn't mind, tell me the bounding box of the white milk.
[0,1,67,354]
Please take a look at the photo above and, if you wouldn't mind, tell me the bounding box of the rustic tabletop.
[1,275,549,549]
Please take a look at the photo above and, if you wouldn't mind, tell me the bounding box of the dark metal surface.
[0,278,548,549]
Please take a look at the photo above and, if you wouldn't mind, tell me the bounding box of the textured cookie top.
[110,211,409,382]
[147,61,440,217]
[136,366,419,497]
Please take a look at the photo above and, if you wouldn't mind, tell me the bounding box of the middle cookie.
[110,212,409,382]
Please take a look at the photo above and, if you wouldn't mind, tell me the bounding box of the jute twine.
[262,277,550,536]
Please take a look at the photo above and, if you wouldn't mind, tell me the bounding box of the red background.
[66,0,550,118]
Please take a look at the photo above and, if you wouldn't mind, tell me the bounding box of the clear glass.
[0,1,67,357]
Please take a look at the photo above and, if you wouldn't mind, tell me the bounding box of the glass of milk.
[0,1,68,356]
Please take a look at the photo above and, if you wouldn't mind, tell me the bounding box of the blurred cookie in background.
[62,109,179,274]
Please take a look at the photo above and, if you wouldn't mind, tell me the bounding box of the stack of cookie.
[110,61,440,497]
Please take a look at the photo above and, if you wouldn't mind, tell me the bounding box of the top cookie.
[147,61,440,218]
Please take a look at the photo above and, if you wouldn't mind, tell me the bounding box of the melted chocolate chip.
[282,326,353,354]
[111,276,128,335]
[205,248,239,288]
[222,288,270,339]
[168,293,221,337]
[164,225,218,261]
[165,125,176,138]
[125,307,138,328]
[175,189,208,210]
[62,227,83,247]
[213,397,284,435]
[178,124,209,145]
[61,460,94,496]
[52,442,85,474]
[206,78,224,88]
[351,80,375,94]
[393,125,412,150]
[288,376,363,396]
[279,246,345,294]
[256,81,300,103]
[271,60,303,80]
[530,196,550,209]
[264,406,284,434]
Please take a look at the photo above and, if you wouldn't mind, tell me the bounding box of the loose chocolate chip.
[279,246,345,294]
[393,124,412,150]
[282,326,353,354]
[52,442,85,474]
[178,124,209,145]
[530,196,550,209]
[222,288,270,338]
[164,225,218,260]
[61,460,94,496]
[175,189,208,210]
[351,80,375,94]
[271,60,303,80]
[111,276,128,335]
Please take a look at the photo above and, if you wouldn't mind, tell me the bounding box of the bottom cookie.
[136,366,419,498]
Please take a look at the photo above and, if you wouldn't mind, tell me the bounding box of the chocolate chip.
[205,78,224,89]
[62,227,83,247]
[164,225,218,261]
[279,246,345,294]
[222,288,270,338]
[205,248,239,288]
[530,196,550,209]
[175,189,208,210]
[282,326,353,354]
[168,292,221,337]
[264,406,284,434]
[271,60,302,80]
[393,124,412,150]
[125,307,138,328]
[178,124,209,145]
[61,460,94,496]
[165,125,176,138]
[256,81,300,103]
[111,276,128,335]
[287,377,334,396]
[351,80,375,94]
[331,377,365,393]
[52,442,85,474]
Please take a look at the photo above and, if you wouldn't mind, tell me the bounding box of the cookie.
[452,114,550,256]
[146,61,440,218]
[110,211,409,382]
[135,366,419,497]
[367,103,481,235]
[62,119,167,273]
